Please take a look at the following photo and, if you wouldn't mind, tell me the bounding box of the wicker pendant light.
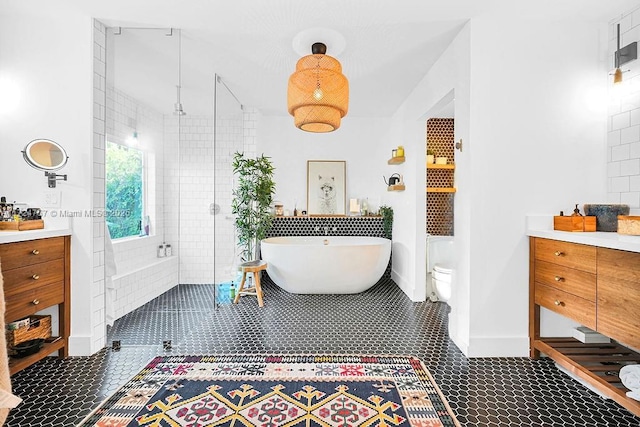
[287,42,349,132]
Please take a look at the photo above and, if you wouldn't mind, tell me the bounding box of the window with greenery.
[106,141,144,239]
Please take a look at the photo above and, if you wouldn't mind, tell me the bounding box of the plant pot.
[426,155,434,164]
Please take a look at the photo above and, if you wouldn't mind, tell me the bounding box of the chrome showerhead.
[174,102,186,116]
[174,85,186,116]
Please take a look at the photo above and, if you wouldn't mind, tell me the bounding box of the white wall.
[607,6,640,207]
[392,16,610,357]
[257,116,394,218]
[0,6,97,355]
[389,23,472,352]
[466,17,608,357]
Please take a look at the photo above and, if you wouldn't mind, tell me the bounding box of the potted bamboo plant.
[231,152,276,262]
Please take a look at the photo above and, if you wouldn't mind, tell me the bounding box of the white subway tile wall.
[177,115,216,284]
[111,257,178,319]
[608,7,640,207]
[92,20,107,351]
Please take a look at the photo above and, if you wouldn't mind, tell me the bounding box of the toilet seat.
[433,264,453,275]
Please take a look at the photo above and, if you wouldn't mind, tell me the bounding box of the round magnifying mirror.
[22,139,68,171]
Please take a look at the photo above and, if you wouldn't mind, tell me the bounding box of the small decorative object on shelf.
[396,145,404,157]
[426,149,435,164]
[435,156,448,165]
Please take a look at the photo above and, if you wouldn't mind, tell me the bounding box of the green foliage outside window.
[106,142,143,239]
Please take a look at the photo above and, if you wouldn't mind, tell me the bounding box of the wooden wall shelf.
[387,184,405,191]
[426,187,456,193]
[388,156,405,165]
[427,163,455,169]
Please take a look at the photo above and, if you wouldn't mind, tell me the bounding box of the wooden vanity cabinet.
[596,247,640,351]
[530,237,640,417]
[0,236,70,375]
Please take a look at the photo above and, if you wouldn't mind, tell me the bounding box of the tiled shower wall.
[166,106,257,285]
[608,6,640,208]
[426,118,455,236]
[92,20,107,350]
[173,115,216,284]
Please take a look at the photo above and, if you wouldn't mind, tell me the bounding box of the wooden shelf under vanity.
[426,187,456,193]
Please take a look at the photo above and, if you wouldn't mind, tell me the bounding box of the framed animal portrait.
[306,160,346,216]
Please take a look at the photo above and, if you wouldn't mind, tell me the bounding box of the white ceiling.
[29,0,640,117]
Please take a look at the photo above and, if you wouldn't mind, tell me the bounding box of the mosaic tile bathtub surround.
[267,216,385,238]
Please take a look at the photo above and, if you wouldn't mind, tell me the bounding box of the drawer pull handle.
[31,249,40,255]
[554,300,564,306]
[31,274,40,280]
[554,276,564,282]
[32,299,40,305]
[554,251,564,257]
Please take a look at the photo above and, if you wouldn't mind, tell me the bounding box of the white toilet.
[426,235,454,303]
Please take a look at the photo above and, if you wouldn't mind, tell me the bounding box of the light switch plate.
[43,190,61,207]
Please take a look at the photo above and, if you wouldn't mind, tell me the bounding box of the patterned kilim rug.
[79,354,460,426]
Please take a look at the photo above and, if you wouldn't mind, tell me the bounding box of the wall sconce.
[611,23,637,85]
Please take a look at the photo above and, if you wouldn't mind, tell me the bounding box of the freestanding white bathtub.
[260,236,391,294]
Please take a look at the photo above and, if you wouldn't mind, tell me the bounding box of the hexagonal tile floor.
[5,279,640,426]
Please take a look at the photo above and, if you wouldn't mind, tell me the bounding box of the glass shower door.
[104,27,183,349]
[213,75,245,305]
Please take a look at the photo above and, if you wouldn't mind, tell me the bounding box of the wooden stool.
[233,260,267,307]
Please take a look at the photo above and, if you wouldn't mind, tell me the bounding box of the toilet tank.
[426,235,454,271]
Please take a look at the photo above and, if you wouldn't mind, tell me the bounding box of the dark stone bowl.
[583,204,630,232]
[12,338,44,358]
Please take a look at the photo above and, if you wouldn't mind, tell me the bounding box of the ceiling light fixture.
[611,23,637,85]
[287,42,348,132]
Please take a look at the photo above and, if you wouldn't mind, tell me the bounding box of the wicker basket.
[6,315,51,347]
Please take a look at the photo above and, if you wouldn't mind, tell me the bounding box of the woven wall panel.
[426,118,454,236]
[427,118,454,161]
[426,193,454,236]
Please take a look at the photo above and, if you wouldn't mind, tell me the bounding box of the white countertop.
[526,215,640,253]
[0,227,72,244]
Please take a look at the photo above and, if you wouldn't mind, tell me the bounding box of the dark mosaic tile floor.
[6,279,640,426]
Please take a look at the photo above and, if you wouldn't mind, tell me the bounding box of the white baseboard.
[466,335,530,357]
[391,269,426,302]
[68,335,95,357]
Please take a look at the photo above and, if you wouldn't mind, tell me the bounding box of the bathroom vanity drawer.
[5,281,65,322]
[534,260,596,302]
[534,238,596,273]
[1,259,65,293]
[0,237,65,271]
[535,283,596,329]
